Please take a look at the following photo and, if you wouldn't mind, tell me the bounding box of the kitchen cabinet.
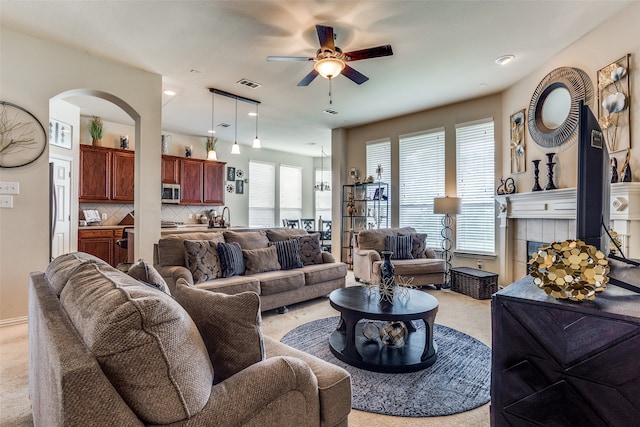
[79,145,134,203]
[203,161,225,205]
[78,228,127,267]
[180,158,204,204]
[161,155,180,184]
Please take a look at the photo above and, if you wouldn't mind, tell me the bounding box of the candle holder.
[531,160,543,191]
[544,152,557,190]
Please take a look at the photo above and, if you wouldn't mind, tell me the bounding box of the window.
[366,139,391,215]
[456,119,495,254]
[315,169,332,222]
[279,164,302,224]
[248,161,275,227]
[399,129,445,248]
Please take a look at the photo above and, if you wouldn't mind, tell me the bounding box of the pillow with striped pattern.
[268,239,303,270]
[217,242,245,278]
[384,235,414,260]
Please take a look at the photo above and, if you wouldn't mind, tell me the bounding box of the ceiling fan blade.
[343,45,393,61]
[316,25,335,51]
[341,65,369,85]
[267,56,314,62]
[297,70,319,86]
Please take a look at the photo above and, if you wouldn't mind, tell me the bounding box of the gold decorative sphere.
[529,240,609,301]
[380,321,408,348]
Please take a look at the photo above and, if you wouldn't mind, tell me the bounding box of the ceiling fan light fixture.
[314,57,345,79]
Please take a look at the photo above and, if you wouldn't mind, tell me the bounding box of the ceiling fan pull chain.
[329,78,333,105]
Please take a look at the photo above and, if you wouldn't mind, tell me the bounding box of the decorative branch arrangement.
[0,104,39,157]
[510,109,526,173]
[598,54,631,153]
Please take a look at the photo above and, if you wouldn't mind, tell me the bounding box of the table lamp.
[434,196,461,288]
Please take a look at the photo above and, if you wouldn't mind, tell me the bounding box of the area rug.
[281,316,491,417]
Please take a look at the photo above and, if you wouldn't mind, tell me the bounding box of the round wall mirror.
[527,67,593,150]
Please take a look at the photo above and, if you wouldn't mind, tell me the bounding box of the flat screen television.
[576,100,639,291]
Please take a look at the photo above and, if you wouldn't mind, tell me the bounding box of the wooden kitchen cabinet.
[203,161,225,205]
[111,151,135,202]
[161,155,181,184]
[79,145,134,203]
[78,228,127,267]
[180,158,204,204]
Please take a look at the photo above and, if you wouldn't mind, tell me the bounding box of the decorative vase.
[161,135,170,155]
[531,160,543,191]
[92,138,102,147]
[611,157,619,183]
[544,152,557,190]
[379,251,395,307]
[622,162,632,182]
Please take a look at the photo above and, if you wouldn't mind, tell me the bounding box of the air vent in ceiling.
[237,78,262,89]
[323,108,339,115]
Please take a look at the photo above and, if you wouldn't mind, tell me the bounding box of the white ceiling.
[1,0,631,156]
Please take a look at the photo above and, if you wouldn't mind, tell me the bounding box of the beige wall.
[0,29,162,321]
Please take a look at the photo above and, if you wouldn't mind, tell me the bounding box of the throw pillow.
[265,228,307,242]
[297,232,323,265]
[408,232,428,259]
[127,258,171,295]
[222,230,269,250]
[173,279,265,384]
[268,239,303,270]
[183,240,222,283]
[243,246,281,275]
[385,235,414,260]
[217,242,245,278]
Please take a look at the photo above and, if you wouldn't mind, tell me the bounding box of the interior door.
[50,155,72,258]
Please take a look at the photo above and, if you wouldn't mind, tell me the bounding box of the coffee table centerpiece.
[328,286,439,373]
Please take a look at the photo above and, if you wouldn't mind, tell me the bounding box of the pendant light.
[231,97,240,154]
[207,91,217,160]
[252,103,261,148]
[314,147,330,191]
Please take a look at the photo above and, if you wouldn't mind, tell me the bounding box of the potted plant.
[89,116,104,146]
[205,136,218,160]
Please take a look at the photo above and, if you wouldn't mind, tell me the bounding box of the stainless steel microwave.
[161,183,180,204]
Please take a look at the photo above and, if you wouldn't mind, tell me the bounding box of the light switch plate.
[0,195,14,208]
[0,182,19,194]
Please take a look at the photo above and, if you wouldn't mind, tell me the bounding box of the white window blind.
[366,139,391,224]
[399,129,445,248]
[279,164,302,223]
[249,161,275,227]
[315,169,332,222]
[456,119,495,254]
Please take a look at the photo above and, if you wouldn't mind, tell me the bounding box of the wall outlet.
[0,181,19,194]
[101,213,107,221]
[188,214,193,220]
[0,195,14,208]
[477,260,483,270]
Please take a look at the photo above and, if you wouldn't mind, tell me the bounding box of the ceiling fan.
[267,25,393,86]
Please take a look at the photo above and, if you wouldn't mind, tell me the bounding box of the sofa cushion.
[254,270,305,295]
[297,233,323,265]
[268,239,304,270]
[301,262,349,286]
[158,232,224,266]
[385,235,414,260]
[223,230,269,250]
[218,242,245,277]
[59,262,213,424]
[184,240,222,283]
[174,279,265,384]
[243,246,281,275]
[193,275,261,295]
[45,251,109,295]
[357,227,416,253]
[127,258,171,294]
[374,258,445,276]
[266,228,307,242]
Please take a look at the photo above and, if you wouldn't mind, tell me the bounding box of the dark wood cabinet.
[79,145,134,203]
[491,277,640,427]
[78,228,127,267]
[79,145,110,201]
[180,158,204,204]
[203,161,225,205]
[161,155,180,184]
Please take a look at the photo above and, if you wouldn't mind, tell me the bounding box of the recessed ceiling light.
[208,130,216,134]
[495,55,515,65]
[248,112,257,117]
[480,83,488,88]
[163,90,177,96]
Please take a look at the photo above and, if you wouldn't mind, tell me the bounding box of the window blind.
[456,119,495,254]
[279,164,302,223]
[366,139,391,218]
[315,169,332,222]
[399,129,445,248]
[249,161,275,227]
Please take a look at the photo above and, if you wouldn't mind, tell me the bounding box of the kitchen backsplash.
[80,203,223,226]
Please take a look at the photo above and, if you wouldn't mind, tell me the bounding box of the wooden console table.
[491,276,640,426]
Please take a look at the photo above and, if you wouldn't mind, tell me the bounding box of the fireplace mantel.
[495,182,640,284]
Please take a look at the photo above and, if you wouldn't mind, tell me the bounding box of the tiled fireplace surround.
[496,182,640,285]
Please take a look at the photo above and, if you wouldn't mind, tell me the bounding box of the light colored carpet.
[0,272,491,427]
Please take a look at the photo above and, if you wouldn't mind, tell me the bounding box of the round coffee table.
[328,286,439,373]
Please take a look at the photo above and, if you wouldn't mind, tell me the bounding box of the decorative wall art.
[49,119,72,150]
[597,54,631,153]
[235,179,244,194]
[0,101,47,168]
[226,166,236,181]
[510,109,526,173]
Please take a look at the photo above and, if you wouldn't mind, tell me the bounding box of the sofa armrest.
[352,248,380,283]
[183,356,320,426]
[321,251,336,263]
[155,265,193,293]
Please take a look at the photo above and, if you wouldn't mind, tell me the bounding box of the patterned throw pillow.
[183,240,222,283]
[127,258,172,294]
[297,233,323,265]
[268,239,303,270]
[173,279,265,384]
[217,242,245,278]
[385,235,414,260]
[409,233,428,259]
[242,246,281,275]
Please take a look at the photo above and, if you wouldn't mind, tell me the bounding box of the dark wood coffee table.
[328,286,439,373]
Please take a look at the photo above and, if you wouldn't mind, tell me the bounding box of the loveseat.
[154,229,348,312]
[352,227,446,289]
[29,252,352,427]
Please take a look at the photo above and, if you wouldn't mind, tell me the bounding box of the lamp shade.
[433,197,461,215]
[314,58,345,79]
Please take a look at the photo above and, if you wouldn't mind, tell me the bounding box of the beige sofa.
[154,229,347,312]
[29,252,352,427]
[352,227,446,289]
